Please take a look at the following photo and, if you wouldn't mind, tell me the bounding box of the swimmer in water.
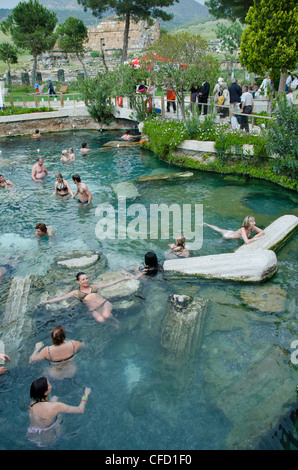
[32,129,41,138]
[80,142,90,154]
[27,377,90,447]
[72,174,92,205]
[121,130,134,141]
[35,223,55,238]
[122,251,163,279]
[31,158,50,182]
[68,148,75,162]
[203,216,265,244]
[29,326,83,379]
[60,150,69,163]
[168,235,189,258]
[51,173,74,198]
[0,174,14,188]
[0,353,11,375]
[38,272,130,323]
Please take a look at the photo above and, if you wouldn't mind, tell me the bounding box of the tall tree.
[239,0,298,113]
[0,0,57,85]
[77,0,178,62]
[0,43,18,86]
[57,17,89,78]
[146,32,220,120]
[215,21,243,79]
[205,0,253,23]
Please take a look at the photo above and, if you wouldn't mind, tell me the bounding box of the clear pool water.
[0,129,297,450]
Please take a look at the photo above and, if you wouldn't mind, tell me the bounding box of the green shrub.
[267,96,298,178]
[143,117,189,157]
[0,106,54,116]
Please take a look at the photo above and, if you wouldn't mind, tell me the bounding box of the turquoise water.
[0,129,297,450]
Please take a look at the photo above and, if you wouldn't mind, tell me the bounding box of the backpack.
[218,95,225,105]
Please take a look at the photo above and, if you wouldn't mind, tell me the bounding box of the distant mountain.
[0,0,210,28]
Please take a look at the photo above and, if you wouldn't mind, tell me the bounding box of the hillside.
[0,0,210,29]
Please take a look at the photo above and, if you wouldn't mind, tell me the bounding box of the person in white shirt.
[291,74,298,91]
[258,75,270,97]
[240,85,254,133]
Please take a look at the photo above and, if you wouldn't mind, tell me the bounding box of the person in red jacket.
[166,88,176,112]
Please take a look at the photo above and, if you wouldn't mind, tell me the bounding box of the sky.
[0,0,206,9]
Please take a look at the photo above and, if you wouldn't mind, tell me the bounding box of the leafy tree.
[205,0,253,23]
[215,21,243,79]
[0,42,18,85]
[267,96,298,179]
[57,17,89,78]
[80,70,119,124]
[77,0,178,62]
[0,0,57,85]
[239,0,298,112]
[145,32,220,120]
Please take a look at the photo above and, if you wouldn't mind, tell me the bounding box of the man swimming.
[72,174,92,205]
[80,143,90,154]
[31,158,50,182]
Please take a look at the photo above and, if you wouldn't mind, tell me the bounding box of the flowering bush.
[143,117,189,157]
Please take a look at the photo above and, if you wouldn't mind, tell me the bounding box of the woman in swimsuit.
[39,272,130,323]
[51,173,74,198]
[35,222,55,238]
[168,235,190,258]
[29,326,83,379]
[27,376,90,447]
[203,216,265,244]
[122,251,163,279]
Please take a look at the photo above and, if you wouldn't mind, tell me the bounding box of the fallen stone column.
[163,250,277,282]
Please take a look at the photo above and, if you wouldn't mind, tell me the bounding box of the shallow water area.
[0,129,297,450]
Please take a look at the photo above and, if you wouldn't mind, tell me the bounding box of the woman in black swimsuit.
[29,326,83,379]
[51,173,74,198]
[38,272,129,323]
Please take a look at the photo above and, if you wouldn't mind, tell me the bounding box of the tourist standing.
[48,78,56,95]
[72,174,92,205]
[240,85,254,133]
[198,80,210,115]
[166,88,176,113]
[228,78,242,114]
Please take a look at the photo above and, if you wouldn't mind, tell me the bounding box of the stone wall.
[87,17,160,57]
[0,114,135,137]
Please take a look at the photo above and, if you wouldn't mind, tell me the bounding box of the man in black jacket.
[228,78,242,114]
[198,81,210,115]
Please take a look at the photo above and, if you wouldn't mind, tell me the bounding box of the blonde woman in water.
[203,216,264,244]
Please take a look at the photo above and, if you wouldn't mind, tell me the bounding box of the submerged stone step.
[163,250,277,282]
[111,181,140,199]
[135,171,193,182]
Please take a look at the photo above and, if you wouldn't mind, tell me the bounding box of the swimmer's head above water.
[51,326,66,346]
[72,174,81,183]
[242,216,256,228]
[30,377,50,402]
[35,222,47,235]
